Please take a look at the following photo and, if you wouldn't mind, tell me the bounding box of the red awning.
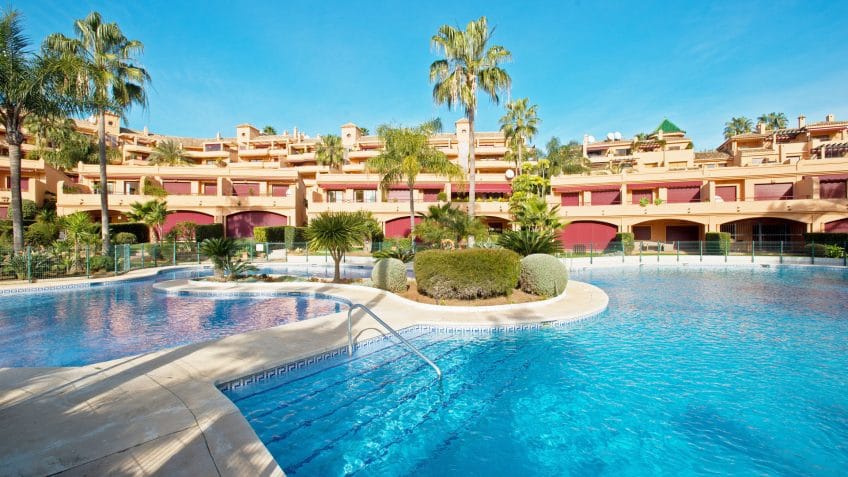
[626,181,703,190]
[451,183,512,193]
[553,184,621,193]
[815,174,848,182]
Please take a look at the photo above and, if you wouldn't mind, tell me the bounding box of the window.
[354,190,377,203]
[124,181,139,195]
[327,190,344,203]
[204,143,222,152]
[561,192,579,206]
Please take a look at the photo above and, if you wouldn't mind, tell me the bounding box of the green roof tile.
[654,118,685,134]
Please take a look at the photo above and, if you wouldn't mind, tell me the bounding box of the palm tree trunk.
[409,183,415,239]
[467,109,476,219]
[333,253,341,282]
[7,136,24,253]
[517,142,523,176]
[98,110,111,255]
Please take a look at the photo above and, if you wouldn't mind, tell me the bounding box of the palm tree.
[358,127,370,136]
[61,211,98,271]
[368,120,464,238]
[500,98,539,175]
[546,138,589,175]
[306,211,370,282]
[0,10,75,252]
[514,196,563,233]
[757,112,788,131]
[724,117,754,139]
[315,134,345,171]
[148,139,190,166]
[45,11,150,255]
[261,125,276,135]
[127,199,171,243]
[430,16,511,218]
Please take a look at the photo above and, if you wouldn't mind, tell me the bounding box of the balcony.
[287,152,316,162]
[184,150,231,159]
[238,148,271,158]
[57,189,298,210]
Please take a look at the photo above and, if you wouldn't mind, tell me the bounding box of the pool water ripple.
[226,267,848,476]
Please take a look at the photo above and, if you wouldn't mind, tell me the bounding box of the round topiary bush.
[519,253,568,297]
[371,257,407,293]
[113,232,138,245]
[414,249,520,300]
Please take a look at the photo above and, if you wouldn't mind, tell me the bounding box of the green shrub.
[111,222,150,243]
[196,223,224,242]
[88,255,114,272]
[113,232,138,245]
[254,226,287,243]
[371,257,408,292]
[25,221,60,247]
[804,233,848,247]
[705,232,731,255]
[21,199,38,220]
[805,243,845,258]
[519,254,568,297]
[3,253,50,280]
[607,232,634,254]
[284,226,307,248]
[373,237,415,262]
[497,229,563,256]
[414,248,520,300]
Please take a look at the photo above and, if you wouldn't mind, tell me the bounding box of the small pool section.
[0,265,353,367]
[225,267,848,476]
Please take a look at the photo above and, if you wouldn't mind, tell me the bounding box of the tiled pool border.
[216,304,606,393]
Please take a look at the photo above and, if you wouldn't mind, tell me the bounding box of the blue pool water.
[225,266,848,476]
[0,264,361,367]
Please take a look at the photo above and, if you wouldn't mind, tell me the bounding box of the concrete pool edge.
[0,279,607,477]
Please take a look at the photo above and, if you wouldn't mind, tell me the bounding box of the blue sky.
[19,0,848,150]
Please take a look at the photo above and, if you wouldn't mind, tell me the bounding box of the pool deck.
[0,273,607,477]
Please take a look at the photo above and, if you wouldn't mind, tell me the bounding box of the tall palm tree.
[315,134,345,171]
[430,16,511,218]
[724,117,754,139]
[368,120,464,238]
[499,98,539,175]
[0,10,75,252]
[45,11,150,254]
[261,125,276,135]
[148,139,190,166]
[757,112,788,131]
[127,199,171,243]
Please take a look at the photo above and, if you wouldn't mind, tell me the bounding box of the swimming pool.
[0,264,357,367]
[225,266,848,476]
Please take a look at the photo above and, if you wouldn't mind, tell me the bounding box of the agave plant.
[497,229,563,257]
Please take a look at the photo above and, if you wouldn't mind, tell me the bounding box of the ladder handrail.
[347,304,442,380]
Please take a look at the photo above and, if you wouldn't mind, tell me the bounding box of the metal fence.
[1,239,846,283]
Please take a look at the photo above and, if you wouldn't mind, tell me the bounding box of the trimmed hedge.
[285,226,307,249]
[606,232,634,254]
[253,226,287,243]
[805,243,845,258]
[371,257,408,293]
[705,232,731,255]
[196,223,224,242]
[414,249,520,300]
[111,222,150,244]
[113,232,138,245]
[519,254,568,297]
[804,233,848,247]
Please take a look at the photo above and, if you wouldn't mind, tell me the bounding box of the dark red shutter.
[754,183,793,200]
[233,182,259,196]
[163,181,191,195]
[423,189,440,202]
[271,185,289,197]
[715,186,737,202]
[631,190,652,204]
[667,186,700,203]
[203,183,217,196]
[590,190,621,206]
[820,180,846,199]
[561,192,579,206]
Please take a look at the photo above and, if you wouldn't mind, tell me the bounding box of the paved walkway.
[0,275,607,477]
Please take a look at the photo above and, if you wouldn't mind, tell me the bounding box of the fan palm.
[430,16,511,218]
[45,11,150,254]
[500,98,539,175]
[514,196,563,233]
[306,211,371,282]
[261,125,276,135]
[127,199,171,243]
[61,211,98,271]
[148,139,190,166]
[368,120,464,238]
[315,134,345,171]
[723,117,753,139]
[0,10,76,251]
[756,112,788,131]
[498,229,563,256]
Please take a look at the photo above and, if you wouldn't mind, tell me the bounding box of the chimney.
[216,132,221,140]
[756,122,766,134]
[798,115,806,128]
[143,125,149,136]
[826,113,835,122]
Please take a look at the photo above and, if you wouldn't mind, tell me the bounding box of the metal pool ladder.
[347,304,442,380]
